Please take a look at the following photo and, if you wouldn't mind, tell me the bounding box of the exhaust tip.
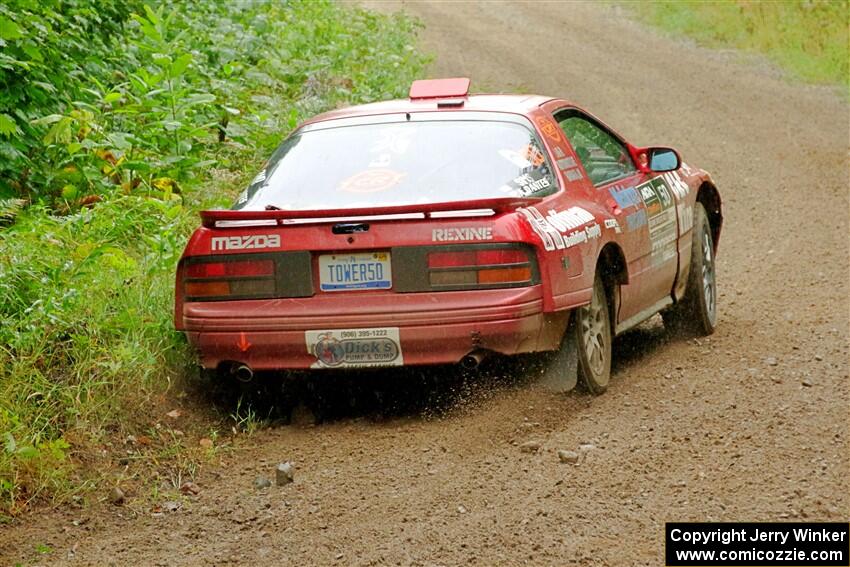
[234,364,254,382]
[461,350,487,370]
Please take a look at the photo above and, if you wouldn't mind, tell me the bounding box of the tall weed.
[0,0,425,513]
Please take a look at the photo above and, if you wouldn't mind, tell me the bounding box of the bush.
[1,0,425,205]
[0,0,143,199]
[0,0,425,514]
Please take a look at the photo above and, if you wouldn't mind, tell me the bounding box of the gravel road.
[2,2,847,565]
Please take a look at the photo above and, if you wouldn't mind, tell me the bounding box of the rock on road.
[2,2,847,565]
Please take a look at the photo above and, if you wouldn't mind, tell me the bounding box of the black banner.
[666,522,849,566]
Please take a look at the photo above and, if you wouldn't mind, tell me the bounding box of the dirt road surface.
[3,2,848,565]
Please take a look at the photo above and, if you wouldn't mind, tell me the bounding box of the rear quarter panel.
[516,107,627,311]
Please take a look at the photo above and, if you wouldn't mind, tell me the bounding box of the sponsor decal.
[368,153,392,168]
[518,206,599,252]
[306,327,403,368]
[638,177,677,266]
[677,204,694,234]
[679,161,695,176]
[553,146,566,159]
[561,222,601,248]
[535,116,562,142]
[521,144,546,168]
[499,143,548,171]
[432,227,494,242]
[339,168,406,193]
[625,209,647,231]
[564,168,583,181]
[543,207,596,232]
[640,179,673,212]
[556,157,577,170]
[370,127,413,155]
[367,127,414,169]
[604,218,622,233]
[236,189,248,205]
[250,170,266,186]
[499,168,554,197]
[509,172,551,196]
[662,170,690,199]
[211,234,281,251]
[498,148,533,169]
[608,185,641,210]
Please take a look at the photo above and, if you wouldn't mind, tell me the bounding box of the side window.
[556,113,636,186]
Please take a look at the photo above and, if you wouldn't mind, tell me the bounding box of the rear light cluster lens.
[186,260,274,278]
[426,246,535,289]
[184,259,275,299]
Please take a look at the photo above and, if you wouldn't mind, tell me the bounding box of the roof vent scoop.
[409,77,470,100]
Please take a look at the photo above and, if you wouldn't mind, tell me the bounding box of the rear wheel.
[574,273,612,394]
[662,202,717,336]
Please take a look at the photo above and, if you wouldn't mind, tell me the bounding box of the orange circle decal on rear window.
[339,169,406,193]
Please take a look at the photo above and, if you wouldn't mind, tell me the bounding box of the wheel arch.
[595,241,628,331]
[596,241,628,286]
[696,182,722,250]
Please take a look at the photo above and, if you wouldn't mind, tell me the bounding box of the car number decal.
[638,177,678,267]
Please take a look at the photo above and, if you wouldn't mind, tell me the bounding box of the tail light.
[424,245,537,290]
[183,257,275,300]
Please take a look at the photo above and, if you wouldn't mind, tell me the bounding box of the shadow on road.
[611,316,671,372]
[196,316,678,427]
[195,353,548,426]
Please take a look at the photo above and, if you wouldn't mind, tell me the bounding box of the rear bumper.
[182,286,564,370]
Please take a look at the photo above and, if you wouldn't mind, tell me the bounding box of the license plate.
[318,252,392,292]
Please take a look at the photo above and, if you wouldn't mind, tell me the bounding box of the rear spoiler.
[200,197,541,228]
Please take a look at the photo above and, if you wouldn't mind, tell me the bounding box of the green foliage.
[0,0,143,198]
[0,0,425,513]
[0,0,425,204]
[624,0,849,89]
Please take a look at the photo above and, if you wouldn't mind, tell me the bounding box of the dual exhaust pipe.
[229,349,488,380]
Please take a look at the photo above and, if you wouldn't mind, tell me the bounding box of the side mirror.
[647,147,680,172]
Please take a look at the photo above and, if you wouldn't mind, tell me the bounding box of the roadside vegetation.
[623,0,848,89]
[0,0,425,516]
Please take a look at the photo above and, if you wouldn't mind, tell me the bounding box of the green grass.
[0,0,426,515]
[623,0,849,88]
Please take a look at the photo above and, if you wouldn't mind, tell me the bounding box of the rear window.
[233,116,557,211]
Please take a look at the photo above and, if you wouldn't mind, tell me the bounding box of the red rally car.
[175,78,722,394]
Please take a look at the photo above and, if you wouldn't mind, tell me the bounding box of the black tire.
[662,202,717,336]
[573,273,612,394]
